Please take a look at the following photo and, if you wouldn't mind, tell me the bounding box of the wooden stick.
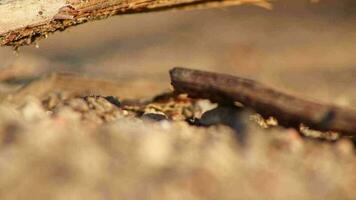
[170,67,356,136]
[0,0,271,48]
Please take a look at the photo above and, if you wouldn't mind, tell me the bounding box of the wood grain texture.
[0,0,271,48]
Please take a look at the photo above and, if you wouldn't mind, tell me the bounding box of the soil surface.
[0,1,356,199]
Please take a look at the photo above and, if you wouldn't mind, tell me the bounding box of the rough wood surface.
[0,0,270,48]
[170,67,356,136]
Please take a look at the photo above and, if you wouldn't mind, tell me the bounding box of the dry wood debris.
[0,0,271,48]
[170,67,356,136]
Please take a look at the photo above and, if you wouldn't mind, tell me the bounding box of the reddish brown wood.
[0,0,271,48]
[170,67,356,135]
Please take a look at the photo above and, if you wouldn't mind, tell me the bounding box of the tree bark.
[0,0,270,48]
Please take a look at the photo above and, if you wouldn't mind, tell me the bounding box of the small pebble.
[104,96,121,107]
[141,112,168,121]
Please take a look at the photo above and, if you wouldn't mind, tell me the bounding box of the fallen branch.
[0,0,271,48]
[170,67,356,136]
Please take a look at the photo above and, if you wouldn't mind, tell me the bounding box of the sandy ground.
[0,1,356,199]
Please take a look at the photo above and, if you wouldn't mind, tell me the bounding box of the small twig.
[170,67,356,136]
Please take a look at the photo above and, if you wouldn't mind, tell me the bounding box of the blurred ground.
[1,0,356,103]
[1,0,356,199]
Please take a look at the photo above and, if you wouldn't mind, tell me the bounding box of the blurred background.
[1,0,356,104]
[1,2,356,199]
